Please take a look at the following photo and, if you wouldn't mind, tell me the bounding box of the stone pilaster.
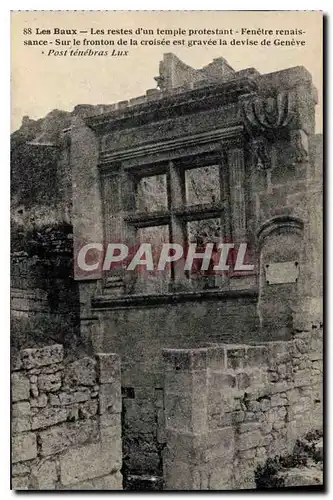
[228,147,246,242]
[162,348,209,490]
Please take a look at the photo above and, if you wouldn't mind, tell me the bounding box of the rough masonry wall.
[11,344,122,490]
[100,295,258,480]
[162,328,323,490]
[11,111,81,350]
[11,227,81,351]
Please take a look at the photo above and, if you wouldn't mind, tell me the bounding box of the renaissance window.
[101,148,247,295]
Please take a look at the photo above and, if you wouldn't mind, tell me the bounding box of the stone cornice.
[98,125,244,166]
[91,288,258,310]
[85,78,257,134]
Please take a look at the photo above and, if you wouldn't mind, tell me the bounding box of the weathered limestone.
[63,357,97,387]
[11,372,30,402]
[11,51,322,487]
[163,328,323,490]
[12,433,37,463]
[39,420,99,456]
[20,344,64,370]
[11,344,122,490]
[60,441,121,486]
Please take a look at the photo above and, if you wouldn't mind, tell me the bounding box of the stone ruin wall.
[162,327,323,490]
[10,53,323,490]
[11,344,122,490]
[11,328,323,491]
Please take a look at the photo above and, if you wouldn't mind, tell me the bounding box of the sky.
[11,10,322,132]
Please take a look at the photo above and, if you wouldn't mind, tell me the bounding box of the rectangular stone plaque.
[265,261,300,285]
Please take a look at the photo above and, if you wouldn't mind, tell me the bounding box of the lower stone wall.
[11,344,122,490]
[162,328,323,490]
[98,293,259,479]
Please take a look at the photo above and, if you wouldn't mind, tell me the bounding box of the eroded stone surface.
[63,357,96,387]
[21,345,64,370]
[12,372,30,402]
[12,433,37,463]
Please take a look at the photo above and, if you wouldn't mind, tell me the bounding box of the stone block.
[267,341,291,364]
[12,463,30,476]
[98,383,121,415]
[20,344,64,370]
[208,460,233,490]
[12,402,31,433]
[207,345,226,371]
[12,401,30,416]
[63,357,96,387]
[265,406,287,423]
[100,412,121,432]
[238,422,260,434]
[247,400,260,412]
[210,372,236,391]
[39,420,99,456]
[237,430,263,451]
[163,460,195,490]
[58,388,91,405]
[164,370,194,394]
[225,346,246,370]
[12,475,30,490]
[162,348,207,372]
[30,383,39,398]
[100,422,122,443]
[64,471,122,490]
[237,372,252,390]
[11,352,22,371]
[96,353,120,384]
[245,346,268,367]
[38,373,62,392]
[48,394,60,406]
[12,433,37,463]
[29,363,64,375]
[232,459,256,489]
[164,392,207,433]
[204,427,235,462]
[294,369,312,387]
[11,372,30,402]
[79,399,98,418]
[271,393,288,407]
[260,397,271,412]
[163,430,198,464]
[60,442,121,486]
[30,394,48,408]
[30,459,57,489]
[239,448,256,459]
[31,407,68,430]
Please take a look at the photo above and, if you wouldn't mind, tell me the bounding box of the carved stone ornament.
[242,92,309,166]
[241,91,296,133]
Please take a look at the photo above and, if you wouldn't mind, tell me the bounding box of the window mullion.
[168,161,187,288]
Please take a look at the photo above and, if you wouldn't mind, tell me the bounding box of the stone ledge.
[92,288,258,310]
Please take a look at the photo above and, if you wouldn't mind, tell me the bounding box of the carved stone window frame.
[99,128,249,296]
